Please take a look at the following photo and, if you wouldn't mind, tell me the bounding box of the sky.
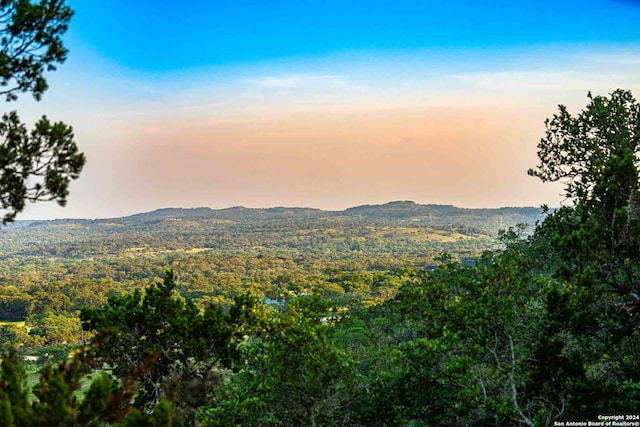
[12,0,640,219]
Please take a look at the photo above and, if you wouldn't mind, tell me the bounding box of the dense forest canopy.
[0,202,541,320]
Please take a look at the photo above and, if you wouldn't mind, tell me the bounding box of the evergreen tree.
[0,0,85,224]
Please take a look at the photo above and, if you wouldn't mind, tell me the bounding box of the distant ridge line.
[13,201,544,225]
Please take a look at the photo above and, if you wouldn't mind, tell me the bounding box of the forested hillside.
[0,201,541,320]
[3,201,540,258]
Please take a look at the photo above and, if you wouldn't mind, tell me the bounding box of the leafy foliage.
[528,90,640,293]
[81,270,234,422]
[0,0,85,224]
[198,296,358,427]
[0,0,73,101]
[0,111,85,223]
[526,89,640,419]
[0,348,176,426]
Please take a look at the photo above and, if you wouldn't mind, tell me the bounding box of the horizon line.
[14,200,548,222]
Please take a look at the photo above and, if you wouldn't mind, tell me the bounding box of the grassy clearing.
[0,320,26,328]
[123,246,210,257]
[18,350,105,402]
[24,362,41,396]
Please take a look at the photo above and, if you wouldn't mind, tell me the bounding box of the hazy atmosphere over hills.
[13,0,640,219]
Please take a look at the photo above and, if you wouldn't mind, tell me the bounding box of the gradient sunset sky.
[15,0,640,219]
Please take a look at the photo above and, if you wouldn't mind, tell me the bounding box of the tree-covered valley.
[0,201,542,316]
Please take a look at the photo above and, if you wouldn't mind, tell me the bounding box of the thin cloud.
[449,70,640,95]
[245,73,350,89]
[591,51,640,65]
[451,71,586,90]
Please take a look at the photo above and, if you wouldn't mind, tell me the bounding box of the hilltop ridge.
[13,201,543,227]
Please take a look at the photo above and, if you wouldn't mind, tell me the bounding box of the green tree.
[0,348,176,426]
[0,0,85,224]
[0,350,30,426]
[528,89,640,289]
[26,311,80,346]
[528,90,640,206]
[198,295,357,427]
[526,89,640,419]
[0,286,33,320]
[0,323,29,353]
[347,249,555,426]
[81,270,234,423]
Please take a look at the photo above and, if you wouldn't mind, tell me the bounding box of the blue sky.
[16,0,640,219]
[67,1,640,72]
